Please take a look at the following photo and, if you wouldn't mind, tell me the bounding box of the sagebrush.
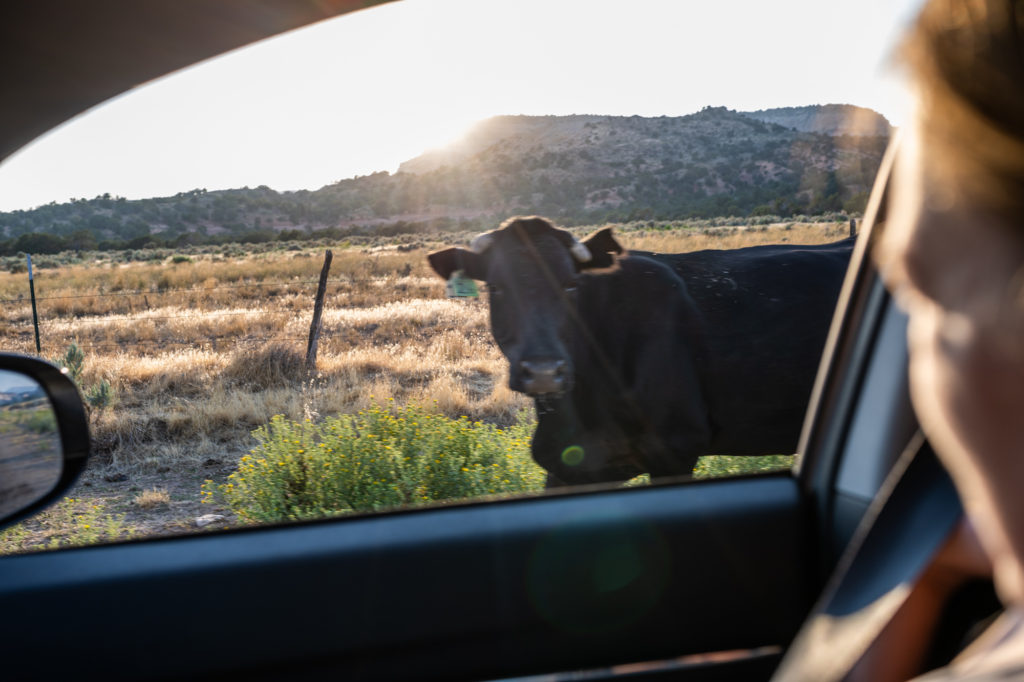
[204,402,545,523]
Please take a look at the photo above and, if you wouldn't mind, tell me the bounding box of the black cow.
[428,216,853,486]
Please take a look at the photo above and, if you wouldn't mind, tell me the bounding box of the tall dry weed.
[221,342,307,390]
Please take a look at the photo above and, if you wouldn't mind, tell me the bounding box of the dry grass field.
[0,221,848,552]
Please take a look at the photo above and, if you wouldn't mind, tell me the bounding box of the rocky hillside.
[739,104,892,136]
[316,106,886,225]
[1,104,890,252]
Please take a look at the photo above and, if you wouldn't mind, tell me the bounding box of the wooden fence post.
[305,250,333,372]
[849,218,857,238]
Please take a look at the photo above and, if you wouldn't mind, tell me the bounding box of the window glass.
[0,0,920,553]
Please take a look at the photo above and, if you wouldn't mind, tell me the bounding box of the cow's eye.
[564,286,578,294]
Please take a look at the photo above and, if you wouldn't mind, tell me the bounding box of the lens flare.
[526,510,672,635]
[561,445,584,467]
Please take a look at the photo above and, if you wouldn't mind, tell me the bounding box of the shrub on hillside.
[51,342,115,419]
[204,403,544,523]
[23,408,57,434]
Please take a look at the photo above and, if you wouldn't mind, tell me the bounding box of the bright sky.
[0,0,924,213]
[0,369,38,393]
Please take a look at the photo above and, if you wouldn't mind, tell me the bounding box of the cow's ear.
[427,248,486,280]
[580,227,624,269]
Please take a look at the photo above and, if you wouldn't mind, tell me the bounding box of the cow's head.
[428,216,623,397]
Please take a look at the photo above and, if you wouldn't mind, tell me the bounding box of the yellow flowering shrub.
[205,404,544,524]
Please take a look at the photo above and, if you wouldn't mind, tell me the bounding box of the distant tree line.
[0,216,488,256]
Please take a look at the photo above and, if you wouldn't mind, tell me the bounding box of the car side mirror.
[0,353,90,530]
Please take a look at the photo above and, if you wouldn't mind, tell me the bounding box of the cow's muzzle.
[519,359,570,395]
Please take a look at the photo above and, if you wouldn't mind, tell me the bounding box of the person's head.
[876,0,1024,604]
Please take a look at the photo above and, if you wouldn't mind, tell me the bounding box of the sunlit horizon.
[0,0,924,213]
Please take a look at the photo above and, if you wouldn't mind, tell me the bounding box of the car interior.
[0,2,997,681]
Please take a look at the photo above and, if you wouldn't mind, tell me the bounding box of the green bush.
[205,403,545,523]
[52,342,86,386]
[694,454,794,479]
[22,408,56,434]
[50,342,115,420]
[84,379,113,412]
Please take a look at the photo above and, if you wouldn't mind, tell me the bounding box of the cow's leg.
[544,472,567,489]
[643,403,711,480]
[645,443,701,480]
[531,396,581,485]
[532,395,639,486]
[630,336,712,480]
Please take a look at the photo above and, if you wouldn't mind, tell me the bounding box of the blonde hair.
[902,0,1024,215]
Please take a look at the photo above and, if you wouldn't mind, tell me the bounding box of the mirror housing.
[0,353,90,530]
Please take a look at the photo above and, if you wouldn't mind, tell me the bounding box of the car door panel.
[0,474,810,681]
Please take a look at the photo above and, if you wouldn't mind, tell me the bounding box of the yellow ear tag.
[446,270,479,298]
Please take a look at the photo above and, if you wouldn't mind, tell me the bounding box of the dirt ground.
[0,450,246,554]
[86,459,240,533]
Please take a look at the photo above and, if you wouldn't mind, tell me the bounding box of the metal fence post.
[27,254,41,354]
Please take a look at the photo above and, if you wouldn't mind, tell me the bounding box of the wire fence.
[26,309,305,325]
[1,330,315,355]
[0,275,432,305]
[5,336,314,355]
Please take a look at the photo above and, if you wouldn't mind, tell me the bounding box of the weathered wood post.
[27,254,41,353]
[305,249,333,372]
[849,218,857,238]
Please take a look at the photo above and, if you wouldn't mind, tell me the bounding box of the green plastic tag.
[446,270,479,298]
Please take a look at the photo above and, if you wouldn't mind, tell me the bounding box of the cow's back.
[627,238,853,454]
